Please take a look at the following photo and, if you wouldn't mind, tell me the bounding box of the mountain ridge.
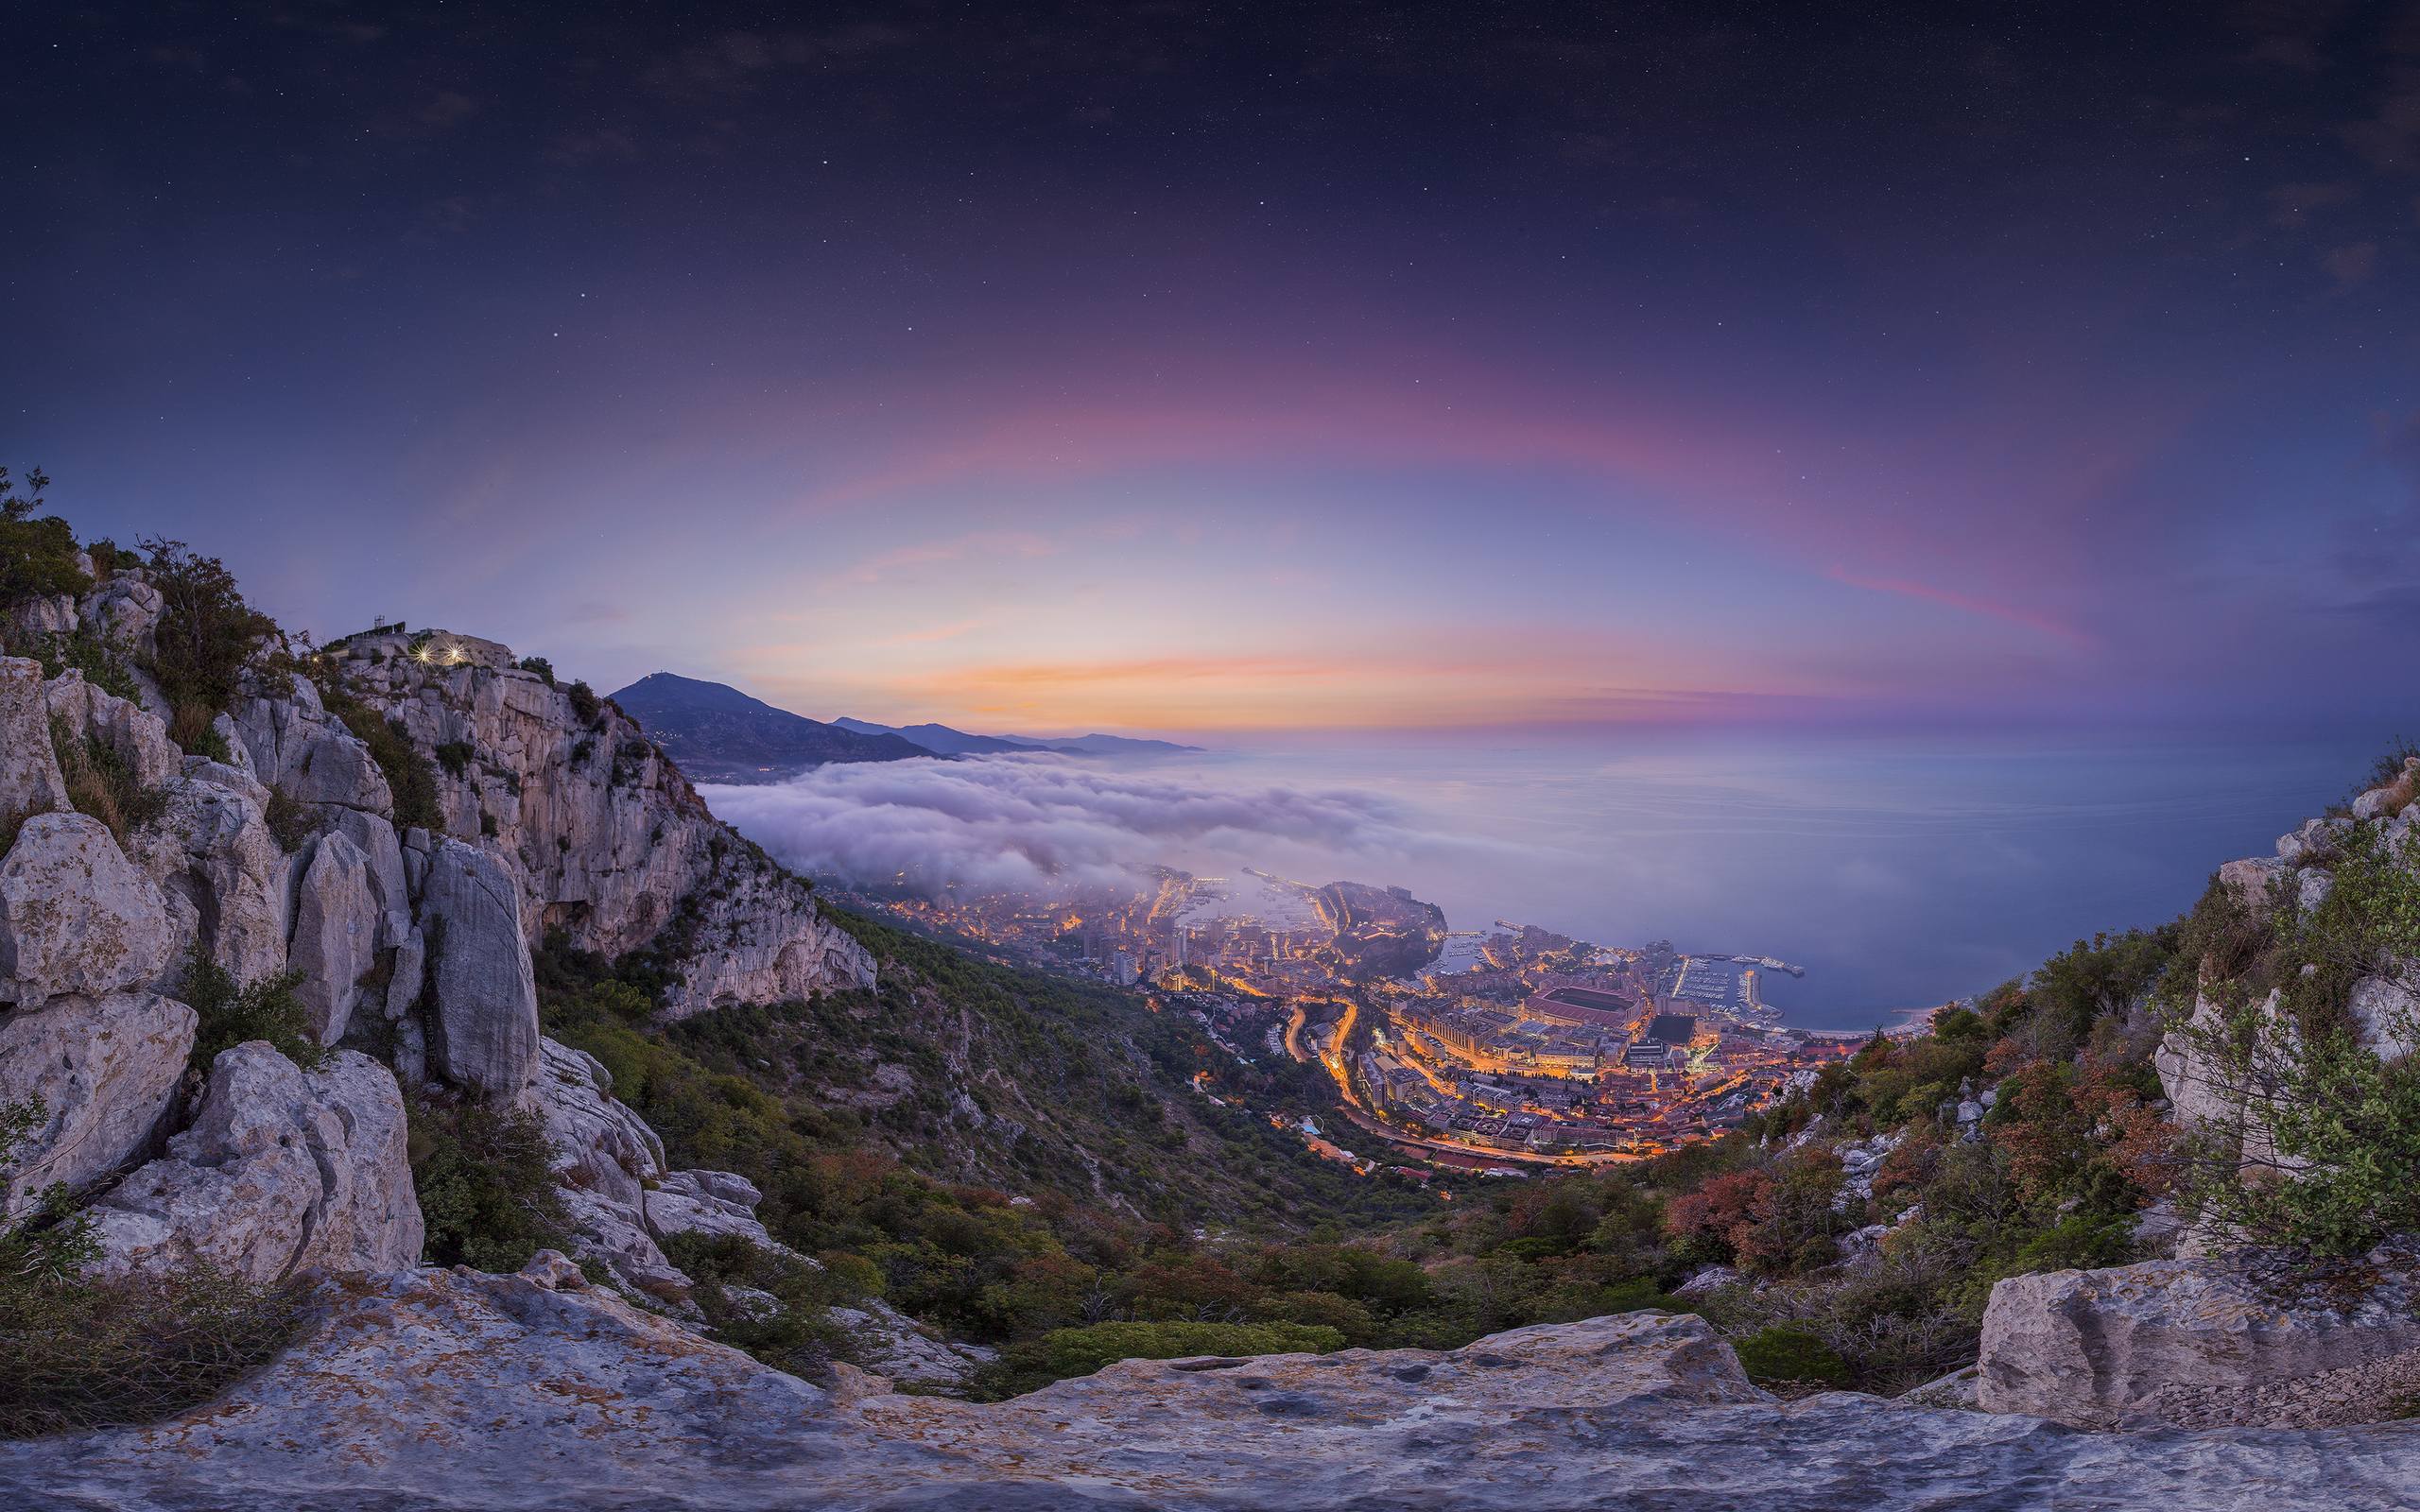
[610,673,929,781]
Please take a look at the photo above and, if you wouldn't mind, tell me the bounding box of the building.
[1646,1013,1699,1046]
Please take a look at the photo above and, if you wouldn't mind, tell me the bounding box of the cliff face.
[291,628,873,1017]
[0,574,870,1299]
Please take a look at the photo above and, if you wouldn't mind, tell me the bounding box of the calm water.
[1124,730,2377,1030]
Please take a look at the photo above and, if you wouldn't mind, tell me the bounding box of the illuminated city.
[836,871,1874,1175]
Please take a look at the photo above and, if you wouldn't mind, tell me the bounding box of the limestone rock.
[417,838,539,1097]
[2351,759,2417,820]
[233,681,392,814]
[2274,816,2341,867]
[826,1297,998,1389]
[12,1297,2414,1511]
[0,990,196,1218]
[324,807,410,946]
[131,765,290,985]
[659,861,877,1017]
[83,1044,421,1282]
[1895,1364,1981,1410]
[45,669,182,789]
[647,1168,774,1247]
[0,812,173,1005]
[335,646,873,1016]
[1978,1246,2420,1427]
[286,830,378,1043]
[559,1184,687,1293]
[0,657,70,821]
[2346,973,2418,1063]
[77,573,164,651]
[521,1036,664,1206]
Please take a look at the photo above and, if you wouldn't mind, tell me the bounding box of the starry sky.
[10,3,2420,738]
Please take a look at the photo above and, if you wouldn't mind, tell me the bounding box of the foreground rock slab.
[4,1281,2416,1512]
[1980,1247,2420,1428]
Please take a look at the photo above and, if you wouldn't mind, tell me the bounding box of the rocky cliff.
[0,567,869,1307]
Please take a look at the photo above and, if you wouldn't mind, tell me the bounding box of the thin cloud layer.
[699,753,1476,900]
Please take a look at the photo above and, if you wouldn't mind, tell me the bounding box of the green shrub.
[26,629,141,703]
[661,1232,870,1377]
[517,656,556,686]
[0,1263,306,1438]
[139,537,277,747]
[50,717,167,845]
[990,1319,1345,1397]
[316,681,443,833]
[0,467,88,612]
[433,740,475,776]
[262,787,317,851]
[0,1095,306,1438]
[1732,1324,1852,1387]
[2175,820,2420,1256]
[182,954,323,1073]
[565,680,602,726]
[408,1099,571,1272]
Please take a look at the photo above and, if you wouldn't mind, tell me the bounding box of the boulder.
[417,838,540,1097]
[1978,1246,2420,1427]
[286,830,379,1043]
[0,812,174,1005]
[232,683,392,813]
[2345,973,2418,1063]
[559,1185,688,1293]
[2351,759,2417,820]
[647,1168,774,1247]
[83,1044,421,1282]
[825,1297,998,1389]
[521,1037,664,1206]
[130,766,289,985]
[0,990,196,1218]
[323,807,410,946]
[0,657,69,821]
[77,573,164,650]
[1895,1364,1981,1411]
[45,670,182,789]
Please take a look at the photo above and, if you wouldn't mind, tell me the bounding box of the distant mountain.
[1008,731,1204,756]
[612,674,928,782]
[838,717,1202,757]
[835,718,1038,756]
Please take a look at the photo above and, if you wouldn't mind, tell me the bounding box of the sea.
[1113,729,2382,1032]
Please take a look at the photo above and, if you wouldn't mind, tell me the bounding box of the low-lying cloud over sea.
[700,731,2379,1028]
[698,751,1507,902]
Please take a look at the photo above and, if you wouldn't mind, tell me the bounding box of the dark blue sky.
[9,3,2418,736]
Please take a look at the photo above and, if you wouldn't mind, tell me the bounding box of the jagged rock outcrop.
[84,1043,422,1282]
[131,760,291,984]
[328,628,874,1016]
[826,1297,1000,1388]
[1979,1246,2420,1428]
[46,668,183,789]
[232,676,392,814]
[648,1168,775,1247]
[287,828,379,1043]
[0,811,174,1005]
[0,656,70,816]
[522,1036,665,1205]
[416,837,540,1098]
[0,990,195,1217]
[8,1288,2415,1511]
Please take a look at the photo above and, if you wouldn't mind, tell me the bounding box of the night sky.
[10,4,2419,736]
